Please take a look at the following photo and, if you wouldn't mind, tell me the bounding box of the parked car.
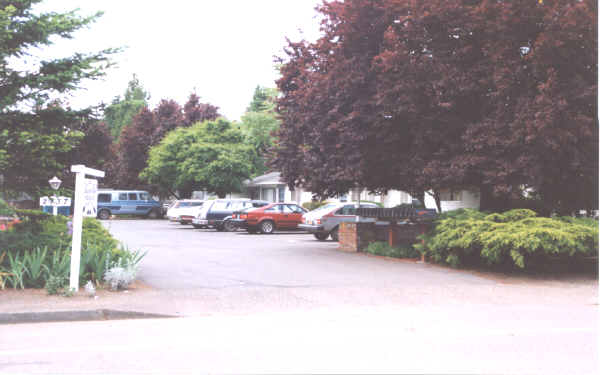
[231,202,307,234]
[166,200,205,223]
[96,190,162,220]
[192,199,269,231]
[175,201,207,225]
[298,202,379,241]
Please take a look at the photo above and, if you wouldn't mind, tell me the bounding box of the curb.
[0,309,176,325]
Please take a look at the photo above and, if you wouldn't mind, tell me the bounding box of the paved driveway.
[100,220,597,316]
[105,219,492,290]
[1,219,597,374]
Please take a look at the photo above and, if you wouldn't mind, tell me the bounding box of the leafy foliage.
[1,1,118,196]
[365,241,420,259]
[239,86,280,176]
[108,94,220,191]
[103,74,150,139]
[301,201,331,211]
[418,209,599,269]
[273,0,598,214]
[141,118,258,198]
[0,211,145,289]
[0,198,16,217]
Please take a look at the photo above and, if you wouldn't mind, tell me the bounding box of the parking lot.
[101,220,598,315]
[2,219,597,374]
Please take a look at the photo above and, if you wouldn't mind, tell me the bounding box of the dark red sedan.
[231,202,307,234]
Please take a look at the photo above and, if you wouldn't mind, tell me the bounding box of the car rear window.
[311,203,339,213]
[211,201,230,210]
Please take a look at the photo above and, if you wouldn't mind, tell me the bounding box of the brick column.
[339,222,358,252]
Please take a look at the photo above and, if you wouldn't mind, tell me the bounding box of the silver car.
[298,202,379,241]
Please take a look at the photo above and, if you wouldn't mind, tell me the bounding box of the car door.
[261,204,282,227]
[283,204,305,228]
[114,192,130,214]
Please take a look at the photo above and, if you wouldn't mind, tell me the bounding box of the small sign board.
[39,196,72,207]
[82,178,98,217]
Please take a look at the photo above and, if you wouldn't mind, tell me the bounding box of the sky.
[32,0,323,121]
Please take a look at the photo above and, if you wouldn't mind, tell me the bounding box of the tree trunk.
[433,190,442,213]
[479,184,509,212]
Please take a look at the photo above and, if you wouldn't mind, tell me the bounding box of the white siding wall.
[424,190,480,212]
[382,190,413,207]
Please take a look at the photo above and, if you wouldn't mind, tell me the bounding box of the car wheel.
[216,224,225,232]
[147,209,159,219]
[223,220,237,232]
[330,227,339,242]
[98,209,110,220]
[313,233,329,241]
[260,220,274,234]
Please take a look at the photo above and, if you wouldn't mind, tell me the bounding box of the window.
[190,202,204,207]
[98,194,111,203]
[281,205,294,213]
[287,204,305,213]
[128,193,138,200]
[439,190,462,201]
[139,192,150,201]
[118,193,127,200]
[264,205,279,212]
[211,201,230,210]
[338,204,356,215]
[278,187,285,202]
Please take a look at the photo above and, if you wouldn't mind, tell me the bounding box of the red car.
[231,202,307,234]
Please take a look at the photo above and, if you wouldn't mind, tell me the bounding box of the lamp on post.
[48,176,61,216]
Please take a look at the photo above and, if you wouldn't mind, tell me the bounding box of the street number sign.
[39,196,71,206]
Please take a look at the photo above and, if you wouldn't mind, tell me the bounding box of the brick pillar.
[338,222,358,252]
[388,221,398,247]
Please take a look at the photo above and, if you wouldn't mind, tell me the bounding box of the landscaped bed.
[0,201,146,294]
[414,208,598,272]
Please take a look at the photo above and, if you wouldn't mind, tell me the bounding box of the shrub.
[365,241,420,259]
[302,201,331,211]
[418,209,599,269]
[0,210,145,290]
[0,199,16,217]
[45,275,66,295]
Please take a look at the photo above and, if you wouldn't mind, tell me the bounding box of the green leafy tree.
[246,85,278,113]
[103,74,149,139]
[141,118,258,198]
[240,86,280,175]
[0,1,117,196]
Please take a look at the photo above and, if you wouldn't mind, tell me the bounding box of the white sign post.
[70,164,105,292]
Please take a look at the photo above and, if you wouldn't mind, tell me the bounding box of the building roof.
[245,172,284,187]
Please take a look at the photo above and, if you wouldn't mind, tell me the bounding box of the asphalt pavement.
[0,219,597,374]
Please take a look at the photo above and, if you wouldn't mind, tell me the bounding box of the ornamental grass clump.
[418,209,598,269]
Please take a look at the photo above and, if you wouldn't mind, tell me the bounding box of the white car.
[166,200,205,224]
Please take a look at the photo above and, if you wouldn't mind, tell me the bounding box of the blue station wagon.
[96,190,162,220]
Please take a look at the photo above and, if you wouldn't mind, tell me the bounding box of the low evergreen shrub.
[417,209,599,269]
[365,241,420,259]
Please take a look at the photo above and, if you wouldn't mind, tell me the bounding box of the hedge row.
[415,209,598,269]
